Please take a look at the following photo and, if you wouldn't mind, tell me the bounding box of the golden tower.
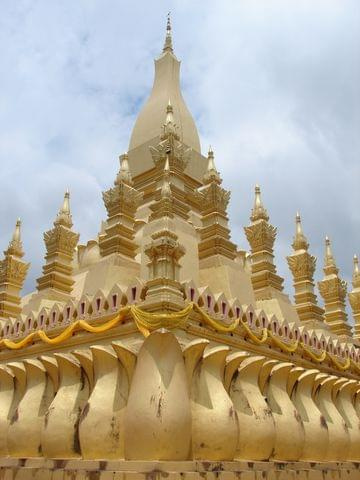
[0,17,359,480]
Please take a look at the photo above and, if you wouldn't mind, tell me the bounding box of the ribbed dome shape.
[129,49,201,154]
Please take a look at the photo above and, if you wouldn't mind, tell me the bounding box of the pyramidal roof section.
[128,16,201,154]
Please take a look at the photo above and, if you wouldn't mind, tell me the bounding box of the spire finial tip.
[250,184,269,222]
[115,152,133,186]
[5,216,24,257]
[163,12,173,53]
[54,188,73,227]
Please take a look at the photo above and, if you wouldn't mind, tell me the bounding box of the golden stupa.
[0,17,359,480]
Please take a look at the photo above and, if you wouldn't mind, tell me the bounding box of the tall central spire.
[128,15,201,155]
[163,13,173,53]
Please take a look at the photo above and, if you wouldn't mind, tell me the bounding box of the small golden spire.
[324,236,336,267]
[115,152,133,186]
[163,12,173,53]
[319,236,349,335]
[63,189,70,213]
[162,99,178,139]
[207,146,215,169]
[5,218,24,258]
[250,184,269,222]
[322,235,339,277]
[13,218,21,243]
[37,190,79,294]
[0,217,29,319]
[295,212,302,236]
[203,146,221,184]
[292,212,309,251]
[55,190,73,228]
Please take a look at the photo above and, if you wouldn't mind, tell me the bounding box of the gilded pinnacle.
[13,218,22,243]
[296,212,301,234]
[63,190,70,213]
[286,212,321,322]
[162,100,178,141]
[0,216,29,319]
[323,235,338,276]
[116,153,133,186]
[319,235,349,334]
[292,212,309,252]
[324,236,335,267]
[55,190,73,228]
[5,218,24,258]
[250,184,269,222]
[163,13,173,53]
[203,146,221,184]
[207,146,215,165]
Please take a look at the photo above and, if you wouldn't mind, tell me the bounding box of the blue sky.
[0,0,359,316]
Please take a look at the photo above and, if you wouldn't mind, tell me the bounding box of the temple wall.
[1,459,359,479]
[0,330,360,469]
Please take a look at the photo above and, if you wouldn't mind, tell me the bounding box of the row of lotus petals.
[0,281,359,365]
[0,331,359,462]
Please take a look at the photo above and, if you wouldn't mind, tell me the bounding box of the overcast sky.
[0,0,359,316]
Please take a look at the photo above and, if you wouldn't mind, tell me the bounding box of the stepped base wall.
[0,459,359,480]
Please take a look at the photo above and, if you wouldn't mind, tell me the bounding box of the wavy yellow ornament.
[0,302,358,377]
[328,353,351,371]
[1,332,37,350]
[0,307,129,350]
[268,330,298,352]
[79,306,130,333]
[240,319,268,345]
[37,323,77,345]
[300,343,327,363]
[193,303,240,333]
[130,303,193,337]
